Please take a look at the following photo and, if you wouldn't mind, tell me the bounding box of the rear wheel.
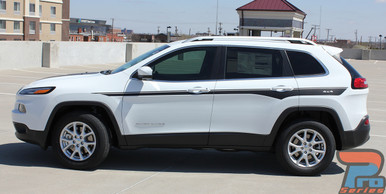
[52,112,110,170]
[275,120,335,175]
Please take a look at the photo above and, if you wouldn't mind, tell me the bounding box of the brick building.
[0,0,70,41]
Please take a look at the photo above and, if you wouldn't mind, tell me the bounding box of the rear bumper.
[14,122,48,149]
[340,115,370,150]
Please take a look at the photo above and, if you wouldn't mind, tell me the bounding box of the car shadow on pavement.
[0,143,344,176]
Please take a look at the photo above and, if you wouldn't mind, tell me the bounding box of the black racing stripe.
[95,88,347,99]
[299,88,347,96]
[214,89,297,100]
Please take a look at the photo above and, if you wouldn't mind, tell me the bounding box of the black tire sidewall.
[52,112,110,170]
[276,121,336,176]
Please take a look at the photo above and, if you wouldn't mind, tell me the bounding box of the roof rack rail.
[183,36,316,46]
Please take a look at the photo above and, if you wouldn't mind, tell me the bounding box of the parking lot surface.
[0,60,385,194]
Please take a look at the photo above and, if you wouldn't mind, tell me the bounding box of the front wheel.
[275,121,336,175]
[52,112,110,170]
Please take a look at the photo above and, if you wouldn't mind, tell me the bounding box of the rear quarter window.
[286,51,326,76]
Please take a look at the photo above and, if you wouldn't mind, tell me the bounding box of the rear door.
[209,47,299,147]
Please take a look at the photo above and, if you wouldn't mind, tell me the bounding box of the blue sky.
[71,0,386,41]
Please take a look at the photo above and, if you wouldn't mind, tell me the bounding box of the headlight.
[19,87,56,95]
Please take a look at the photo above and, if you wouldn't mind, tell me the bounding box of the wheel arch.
[42,101,126,148]
[265,107,345,150]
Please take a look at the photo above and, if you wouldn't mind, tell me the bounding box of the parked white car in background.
[12,36,370,175]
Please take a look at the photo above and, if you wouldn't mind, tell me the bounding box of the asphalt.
[0,60,385,194]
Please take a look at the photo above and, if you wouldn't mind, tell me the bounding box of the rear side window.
[226,47,290,79]
[286,51,326,76]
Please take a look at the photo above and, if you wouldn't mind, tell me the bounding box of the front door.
[122,47,220,146]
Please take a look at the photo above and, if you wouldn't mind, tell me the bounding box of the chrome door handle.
[272,85,294,93]
[188,87,211,94]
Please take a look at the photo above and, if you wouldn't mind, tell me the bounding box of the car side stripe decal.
[95,87,347,100]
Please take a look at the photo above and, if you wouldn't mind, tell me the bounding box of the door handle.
[187,87,211,94]
[272,85,294,93]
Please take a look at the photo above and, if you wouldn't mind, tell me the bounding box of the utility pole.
[189,28,191,36]
[208,27,211,36]
[380,35,383,50]
[175,26,178,36]
[355,30,358,45]
[326,28,331,42]
[157,26,160,34]
[215,0,219,35]
[319,6,322,40]
[219,22,223,35]
[111,18,114,42]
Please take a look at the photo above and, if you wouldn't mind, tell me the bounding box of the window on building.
[39,23,42,34]
[0,20,5,32]
[0,1,6,12]
[39,5,42,16]
[286,51,326,76]
[29,21,36,34]
[14,21,20,32]
[14,2,21,14]
[50,23,55,33]
[225,47,290,79]
[50,6,56,17]
[29,3,35,15]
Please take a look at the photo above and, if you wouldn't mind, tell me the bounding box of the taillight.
[353,78,368,89]
[364,118,370,126]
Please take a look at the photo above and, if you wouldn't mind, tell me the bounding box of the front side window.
[29,21,36,34]
[14,21,20,32]
[148,47,217,81]
[50,6,56,17]
[286,51,326,76]
[14,2,20,14]
[29,3,35,14]
[226,47,289,79]
[39,5,42,16]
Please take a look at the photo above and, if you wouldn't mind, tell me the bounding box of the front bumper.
[340,115,370,150]
[14,122,48,149]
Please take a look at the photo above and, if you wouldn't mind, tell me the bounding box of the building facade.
[237,0,306,38]
[0,0,69,41]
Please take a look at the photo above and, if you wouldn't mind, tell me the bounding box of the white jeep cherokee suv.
[12,37,370,175]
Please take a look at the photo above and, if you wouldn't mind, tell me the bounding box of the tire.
[275,120,336,176]
[51,111,110,170]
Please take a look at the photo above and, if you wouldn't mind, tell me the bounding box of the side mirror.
[137,66,153,80]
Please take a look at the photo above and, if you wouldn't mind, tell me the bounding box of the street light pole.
[380,35,383,50]
[215,0,218,36]
[167,26,171,43]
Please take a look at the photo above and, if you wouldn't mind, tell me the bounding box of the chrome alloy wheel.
[59,122,96,161]
[287,129,326,168]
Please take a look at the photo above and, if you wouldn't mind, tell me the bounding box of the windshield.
[112,45,170,74]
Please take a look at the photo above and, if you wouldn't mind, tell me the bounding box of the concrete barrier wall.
[342,49,386,60]
[49,42,127,67]
[127,43,166,61]
[371,50,386,60]
[341,49,362,60]
[0,41,43,69]
[1,42,385,70]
